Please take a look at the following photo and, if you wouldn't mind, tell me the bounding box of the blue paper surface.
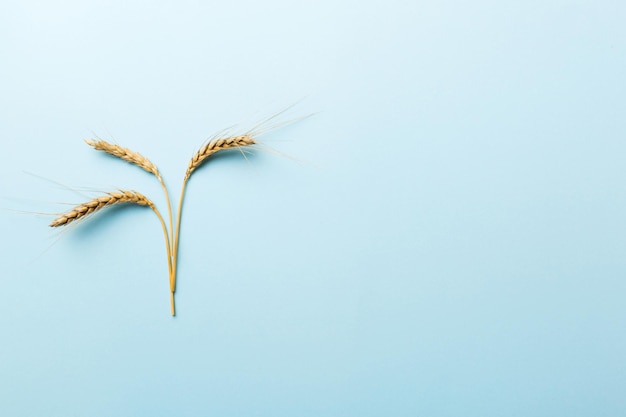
[0,1,625,415]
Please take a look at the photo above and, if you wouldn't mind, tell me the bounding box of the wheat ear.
[49,191,153,227]
[50,190,173,309]
[184,135,256,181]
[85,139,177,315]
[84,140,160,177]
[171,134,256,293]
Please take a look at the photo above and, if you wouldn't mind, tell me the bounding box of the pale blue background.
[1,0,625,415]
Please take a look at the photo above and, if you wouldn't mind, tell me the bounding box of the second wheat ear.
[50,129,262,316]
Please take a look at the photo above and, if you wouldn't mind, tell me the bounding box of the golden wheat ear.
[49,190,154,227]
[84,139,161,179]
[184,135,256,181]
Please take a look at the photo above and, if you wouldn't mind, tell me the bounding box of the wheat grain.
[49,191,153,227]
[184,135,256,180]
[85,139,161,179]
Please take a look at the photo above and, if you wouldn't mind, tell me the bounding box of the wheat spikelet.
[185,134,256,180]
[85,139,161,179]
[50,191,153,227]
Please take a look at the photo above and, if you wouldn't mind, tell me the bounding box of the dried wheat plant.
[49,109,303,316]
[49,191,171,284]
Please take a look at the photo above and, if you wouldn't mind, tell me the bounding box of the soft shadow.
[67,204,152,243]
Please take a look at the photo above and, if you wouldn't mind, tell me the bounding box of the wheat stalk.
[85,139,177,314]
[50,190,174,313]
[171,134,257,297]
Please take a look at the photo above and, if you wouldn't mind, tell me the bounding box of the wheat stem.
[150,179,175,315]
[170,135,256,297]
[156,175,175,298]
[150,204,172,282]
[152,206,175,316]
[172,179,188,294]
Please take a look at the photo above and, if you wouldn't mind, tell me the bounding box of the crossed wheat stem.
[50,125,271,316]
